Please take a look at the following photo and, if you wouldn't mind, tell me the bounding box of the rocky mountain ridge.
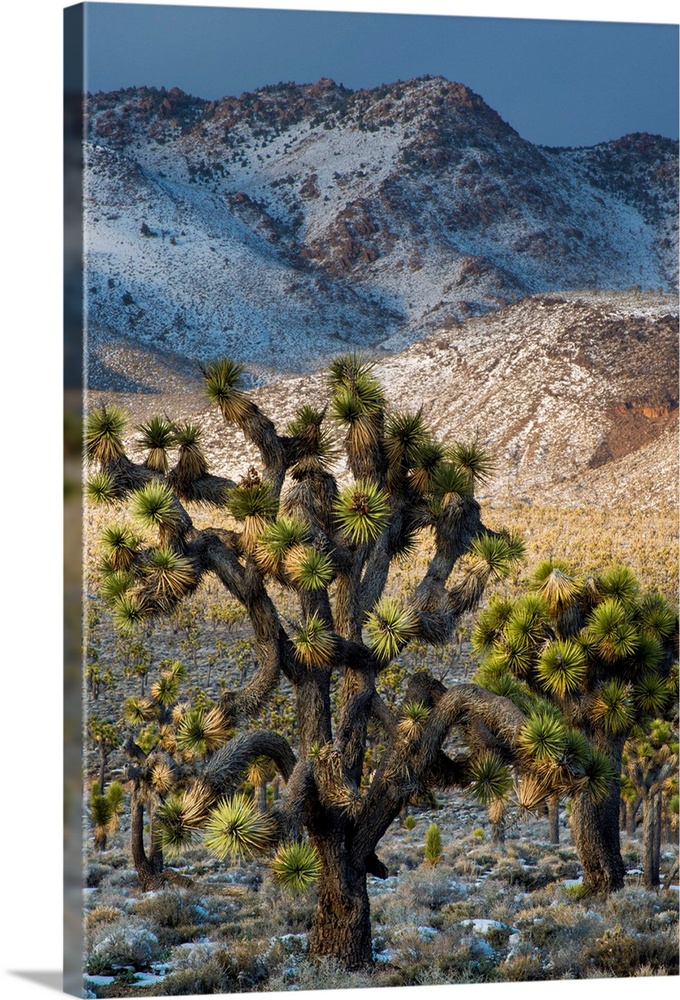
[85,76,678,371]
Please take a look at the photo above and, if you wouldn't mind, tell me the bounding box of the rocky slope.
[84,77,678,370]
[91,289,678,509]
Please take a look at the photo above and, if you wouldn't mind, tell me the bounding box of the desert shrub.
[84,905,122,932]
[600,886,679,934]
[130,888,206,928]
[163,939,269,994]
[502,951,544,981]
[267,955,370,992]
[585,924,679,976]
[397,865,467,910]
[89,919,161,971]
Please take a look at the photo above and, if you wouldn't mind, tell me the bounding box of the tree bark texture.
[309,834,373,969]
[571,785,626,893]
[548,793,560,845]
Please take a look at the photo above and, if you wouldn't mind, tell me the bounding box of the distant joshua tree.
[472,562,678,894]
[86,354,613,969]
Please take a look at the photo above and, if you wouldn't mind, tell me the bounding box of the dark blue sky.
[84,3,678,147]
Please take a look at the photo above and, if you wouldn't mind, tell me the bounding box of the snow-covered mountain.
[84,76,678,370]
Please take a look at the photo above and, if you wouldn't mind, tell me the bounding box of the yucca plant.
[473,560,678,895]
[255,516,310,574]
[203,793,276,860]
[467,751,514,805]
[175,706,231,758]
[384,410,428,468]
[271,840,322,894]
[144,546,196,603]
[86,404,127,465]
[424,822,443,866]
[333,479,390,545]
[395,701,431,740]
[100,569,135,605]
[138,415,176,473]
[448,441,495,485]
[100,524,140,572]
[293,612,336,668]
[284,546,334,591]
[97,350,609,966]
[86,469,119,505]
[365,599,420,662]
[112,593,149,634]
[625,719,679,888]
[201,358,250,421]
[131,481,181,533]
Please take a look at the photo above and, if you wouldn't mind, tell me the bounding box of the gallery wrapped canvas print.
[65,2,679,997]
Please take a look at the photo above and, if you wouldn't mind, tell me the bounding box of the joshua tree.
[86,354,608,968]
[472,561,678,894]
[88,716,121,796]
[624,719,679,888]
[89,780,125,852]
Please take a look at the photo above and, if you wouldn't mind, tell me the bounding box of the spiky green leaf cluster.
[365,599,420,661]
[633,671,670,715]
[530,560,580,612]
[112,593,149,634]
[637,593,677,643]
[468,752,514,804]
[270,841,322,894]
[536,640,588,698]
[448,441,495,485]
[203,793,276,860]
[86,470,118,505]
[468,533,524,581]
[579,749,616,803]
[101,524,140,571]
[396,701,431,738]
[100,569,135,605]
[585,599,640,662]
[428,462,473,512]
[286,546,334,591]
[384,410,428,467]
[86,405,127,464]
[144,546,196,601]
[518,711,568,762]
[597,565,639,606]
[589,679,634,733]
[131,481,181,531]
[137,416,176,471]
[202,359,250,421]
[471,597,515,654]
[408,440,445,492]
[256,517,310,573]
[173,422,209,480]
[293,613,336,668]
[175,706,230,758]
[226,481,278,522]
[155,794,199,858]
[333,480,390,545]
[150,671,181,707]
[424,822,443,865]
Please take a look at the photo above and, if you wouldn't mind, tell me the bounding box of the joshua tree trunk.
[309,837,373,970]
[130,792,165,891]
[548,793,560,845]
[642,791,663,889]
[571,783,626,893]
[626,796,641,837]
[570,733,626,894]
